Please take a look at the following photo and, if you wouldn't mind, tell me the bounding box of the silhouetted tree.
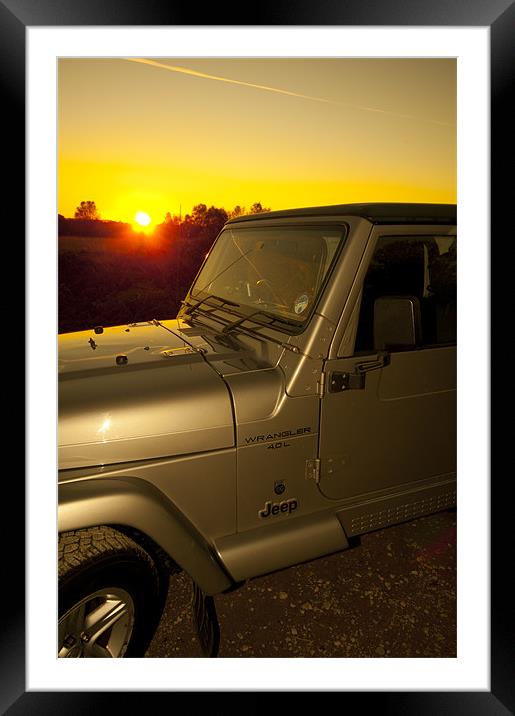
[184,204,227,237]
[163,211,180,225]
[229,205,246,218]
[191,204,208,225]
[203,206,228,232]
[249,202,270,214]
[75,201,100,220]
[154,211,181,241]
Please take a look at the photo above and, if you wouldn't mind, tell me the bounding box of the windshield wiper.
[221,309,300,334]
[181,294,240,318]
[221,309,273,334]
[185,302,303,355]
[182,296,304,354]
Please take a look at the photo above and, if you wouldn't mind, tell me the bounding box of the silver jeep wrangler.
[58,202,457,657]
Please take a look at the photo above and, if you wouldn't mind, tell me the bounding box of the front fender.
[58,476,233,595]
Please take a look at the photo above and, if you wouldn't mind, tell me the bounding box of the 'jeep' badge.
[259,498,298,518]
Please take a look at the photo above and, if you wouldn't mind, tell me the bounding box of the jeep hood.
[59,320,236,469]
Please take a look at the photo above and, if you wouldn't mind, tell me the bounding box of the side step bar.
[215,510,349,583]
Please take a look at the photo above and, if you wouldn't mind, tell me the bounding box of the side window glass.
[354,234,456,353]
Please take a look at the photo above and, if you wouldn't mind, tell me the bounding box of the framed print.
[4,0,509,712]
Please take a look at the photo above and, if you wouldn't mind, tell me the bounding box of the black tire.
[58,526,163,658]
[191,580,220,658]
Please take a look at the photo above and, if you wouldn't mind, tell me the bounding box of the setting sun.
[134,211,151,228]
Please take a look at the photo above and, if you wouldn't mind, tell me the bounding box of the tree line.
[59,200,270,239]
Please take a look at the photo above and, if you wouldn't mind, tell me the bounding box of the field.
[58,232,212,334]
[59,234,166,255]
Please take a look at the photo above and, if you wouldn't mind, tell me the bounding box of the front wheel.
[58,526,163,658]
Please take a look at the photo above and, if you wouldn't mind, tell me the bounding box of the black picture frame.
[6,1,507,713]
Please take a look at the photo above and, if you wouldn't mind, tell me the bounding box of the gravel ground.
[146,509,456,658]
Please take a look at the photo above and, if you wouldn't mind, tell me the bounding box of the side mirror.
[373,296,421,351]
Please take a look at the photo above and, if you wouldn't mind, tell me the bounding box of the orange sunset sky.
[58,58,456,230]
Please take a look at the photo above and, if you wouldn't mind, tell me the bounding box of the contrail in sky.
[127,58,454,128]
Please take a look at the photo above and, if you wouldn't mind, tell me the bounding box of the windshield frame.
[185,222,349,336]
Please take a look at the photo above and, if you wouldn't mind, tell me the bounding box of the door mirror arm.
[354,350,390,374]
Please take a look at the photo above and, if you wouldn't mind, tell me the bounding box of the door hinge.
[305,458,321,484]
[317,371,327,397]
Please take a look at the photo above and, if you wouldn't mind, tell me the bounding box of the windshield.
[189,225,345,327]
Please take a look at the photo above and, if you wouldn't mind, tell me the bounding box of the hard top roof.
[226,202,456,226]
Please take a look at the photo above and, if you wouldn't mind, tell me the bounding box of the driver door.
[318,226,457,503]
